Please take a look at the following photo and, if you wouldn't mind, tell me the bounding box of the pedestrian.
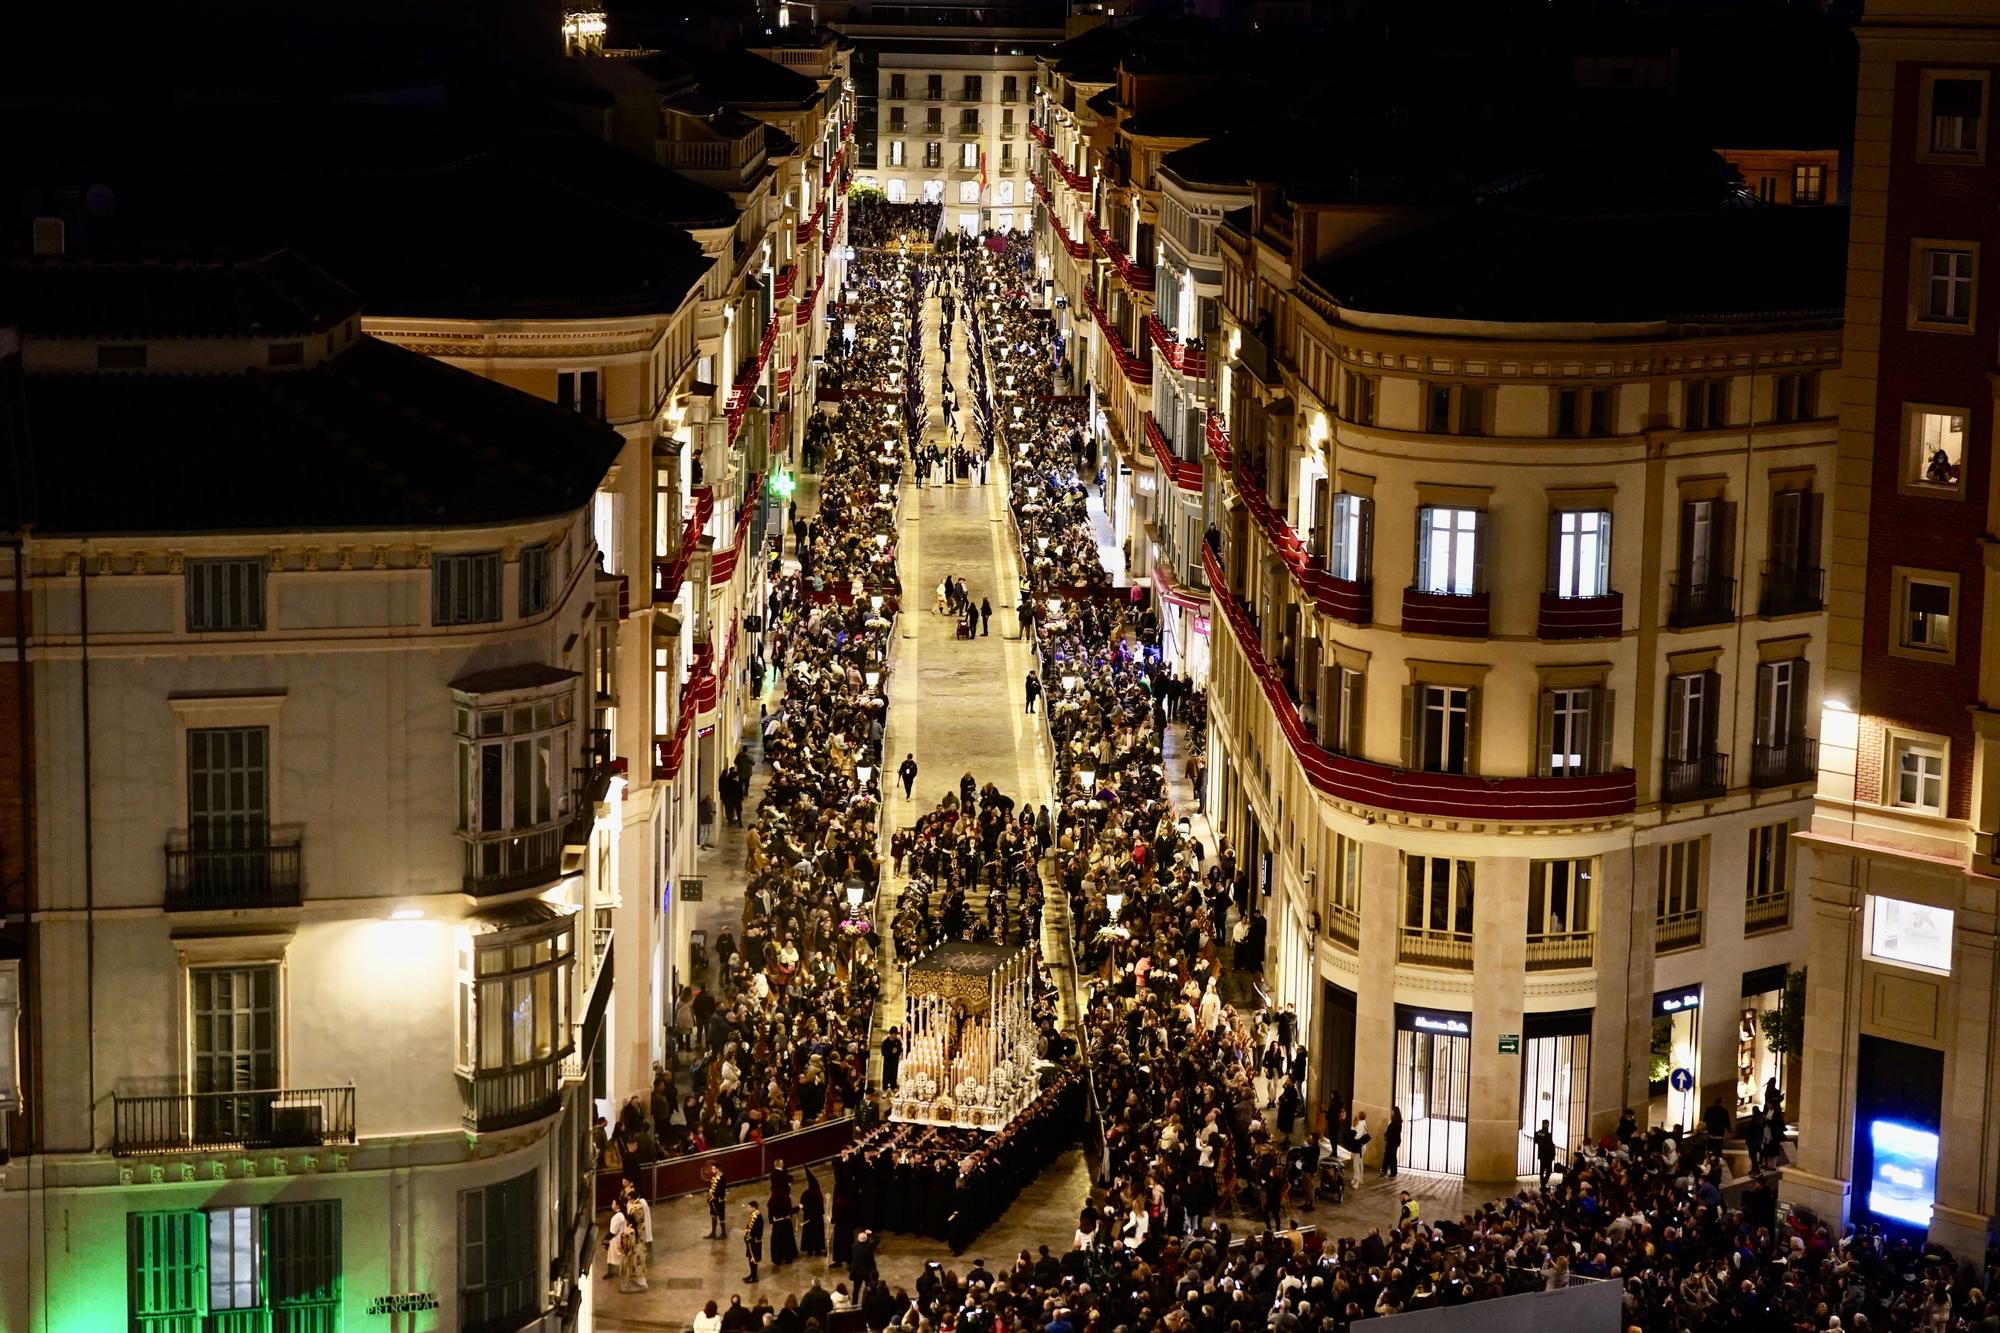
[623,1183,653,1290]
[882,1026,903,1090]
[1533,1117,1557,1190]
[1024,670,1041,714]
[1383,1105,1403,1178]
[743,1201,764,1282]
[898,753,919,799]
[979,597,992,636]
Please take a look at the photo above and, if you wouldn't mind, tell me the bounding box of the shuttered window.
[129,1209,206,1332]
[1538,686,1613,777]
[186,559,267,633]
[434,552,503,626]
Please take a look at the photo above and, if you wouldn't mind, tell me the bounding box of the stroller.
[956,609,977,639]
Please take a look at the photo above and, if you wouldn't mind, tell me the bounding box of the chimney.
[31,218,64,258]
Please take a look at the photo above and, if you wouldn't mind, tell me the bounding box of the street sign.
[1498,1033,1520,1055]
[1670,1067,1695,1092]
[682,877,705,903]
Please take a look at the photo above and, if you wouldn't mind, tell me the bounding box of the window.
[435,551,503,625]
[1900,574,1955,655]
[556,368,601,419]
[959,179,981,204]
[186,558,267,633]
[958,212,977,234]
[886,179,907,203]
[962,75,982,99]
[1002,108,1016,132]
[268,341,304,367]
[1328,492,1371,582]
[98,344,147,369]
[923,179,944,204]
[460,1170,541,1329]
[190,966,277,1143]
[1537,685,1611,777]
[1528,859,1592,936]
[1755,658,1808,749]
[1683,378,1729,430]
[1656,837,1704,947]
[457,914,576,1076]
[924,143,942,169]
[1675,496,1734,602]
[188,725,270,858]
[1916,244,1976,327]
[926,74,943,97]
[961,141,978,168]
[1927,73,1985,157]
[455,691,574,848]
[1556,386,1613,438]
[889,140,905,166]
[1340,370,1375,425]
[1406,683,1476,775]
[1549,509,1611,598]
[1906,406,1968,491]
[926,109,942,132]
[1664,669,1720,763]
[1890,735,1946,813]
[1323,665,1364,755]
[1772,371,1818,422]
[1415,506,1481,595]
[1746,820,1792,924]
[1403,855,1475,937]
[129,1203,341,1333]
[1423,383,1485,435]
[960,109,979,131]
[1002,77,1019,101]
[519,544,552,618]
[888,74,906,99]
[1330,835,1361,917]
[996,180,1015,205]
[1792,163,1825,204]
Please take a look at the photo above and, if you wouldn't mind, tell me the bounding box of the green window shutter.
[270,1200,342,1311]
[129,1209,206,1331]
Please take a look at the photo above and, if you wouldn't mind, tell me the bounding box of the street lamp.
[865,668,881,690]
[1178,815,1192,839]
[1037,535,1049,553]
[880,481,892,498]
[1105,891,1123,919]
[856,763,874,786]
[1078,768,1096,794]
[846,881,865,913]
[869,594,884,613]
[875,532,889,548]
[1061,673,1078,692]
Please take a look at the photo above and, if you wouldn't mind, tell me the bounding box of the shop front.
[1736,963,1792,1119]
[1649,985,1703,1130]
[1516,1009,1591,1177]
[1393,1006,1472,1175]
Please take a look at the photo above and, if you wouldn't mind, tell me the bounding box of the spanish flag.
[978,146,988,194]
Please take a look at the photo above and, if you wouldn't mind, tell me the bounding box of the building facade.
[0,255,625,1331]
[1790,0,2000,1256]
[867,47,1041,230]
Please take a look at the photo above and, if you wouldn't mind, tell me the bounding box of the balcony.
[1399,927,1473,969]
[164,841,303,911]
[1000,123,1019,138]
[1325,905,1360,951]
[1751,736,1818,788]
[1661,751,1730,804]
[1655,908,1704,952]
[1402,588,1490,637]
[1669,574,1735,628]
[1759,561,1824,617]
[1525,931,1595,971]
[888,119,908,134]
[953,122,982,139]
[1237,324,1280,386]
[461,822,568,896]
[956,88,981,102]
[460,1059,565,1133]
[924,89,944,101]
[1745,892,1792,935]
[113,1086,357,1156]
[1538,591,1623,640]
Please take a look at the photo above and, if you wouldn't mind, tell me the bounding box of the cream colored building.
[0,254,626,1331]
[871,49,1038,230]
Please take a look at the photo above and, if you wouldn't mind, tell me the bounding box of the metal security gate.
[1518,1031,1590,1176]
[1393,1023,1469,1175]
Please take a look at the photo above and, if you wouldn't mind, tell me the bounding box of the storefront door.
[1516,1010,1590,1176]
[1394,1008,1470,1175]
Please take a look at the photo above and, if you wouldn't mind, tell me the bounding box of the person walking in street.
[881,1026,904,1092]
[898,753,919,799]
[1024,670,1041,714]
[1382,1106,1403,1179]
[979,597,992,636]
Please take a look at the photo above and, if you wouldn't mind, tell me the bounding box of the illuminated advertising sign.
[1866,896,1955,976]
[1867,1119,1940,1227]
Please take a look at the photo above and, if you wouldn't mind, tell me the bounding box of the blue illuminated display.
[1867,1119,1940,1227]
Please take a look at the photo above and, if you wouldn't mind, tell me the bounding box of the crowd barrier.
[594,1115,860,1209]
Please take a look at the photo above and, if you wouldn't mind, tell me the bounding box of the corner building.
[1197,193,1846,1180]
[0,256,624,1332]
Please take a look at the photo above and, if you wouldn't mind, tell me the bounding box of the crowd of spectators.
[848,199,942,250]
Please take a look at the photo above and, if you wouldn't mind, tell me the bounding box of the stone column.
[1931,897,1997,1256]
[1589,844,1641,1139]
[1467,855,1528,1180]
[1351,836,1401,1151]
[1782,843,1859,1228]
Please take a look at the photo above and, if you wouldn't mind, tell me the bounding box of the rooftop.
[5,250,358,341]
[4,258,625,536]
[1309,204,1849,326]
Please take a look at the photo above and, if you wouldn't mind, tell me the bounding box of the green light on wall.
[770,471,797,500]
